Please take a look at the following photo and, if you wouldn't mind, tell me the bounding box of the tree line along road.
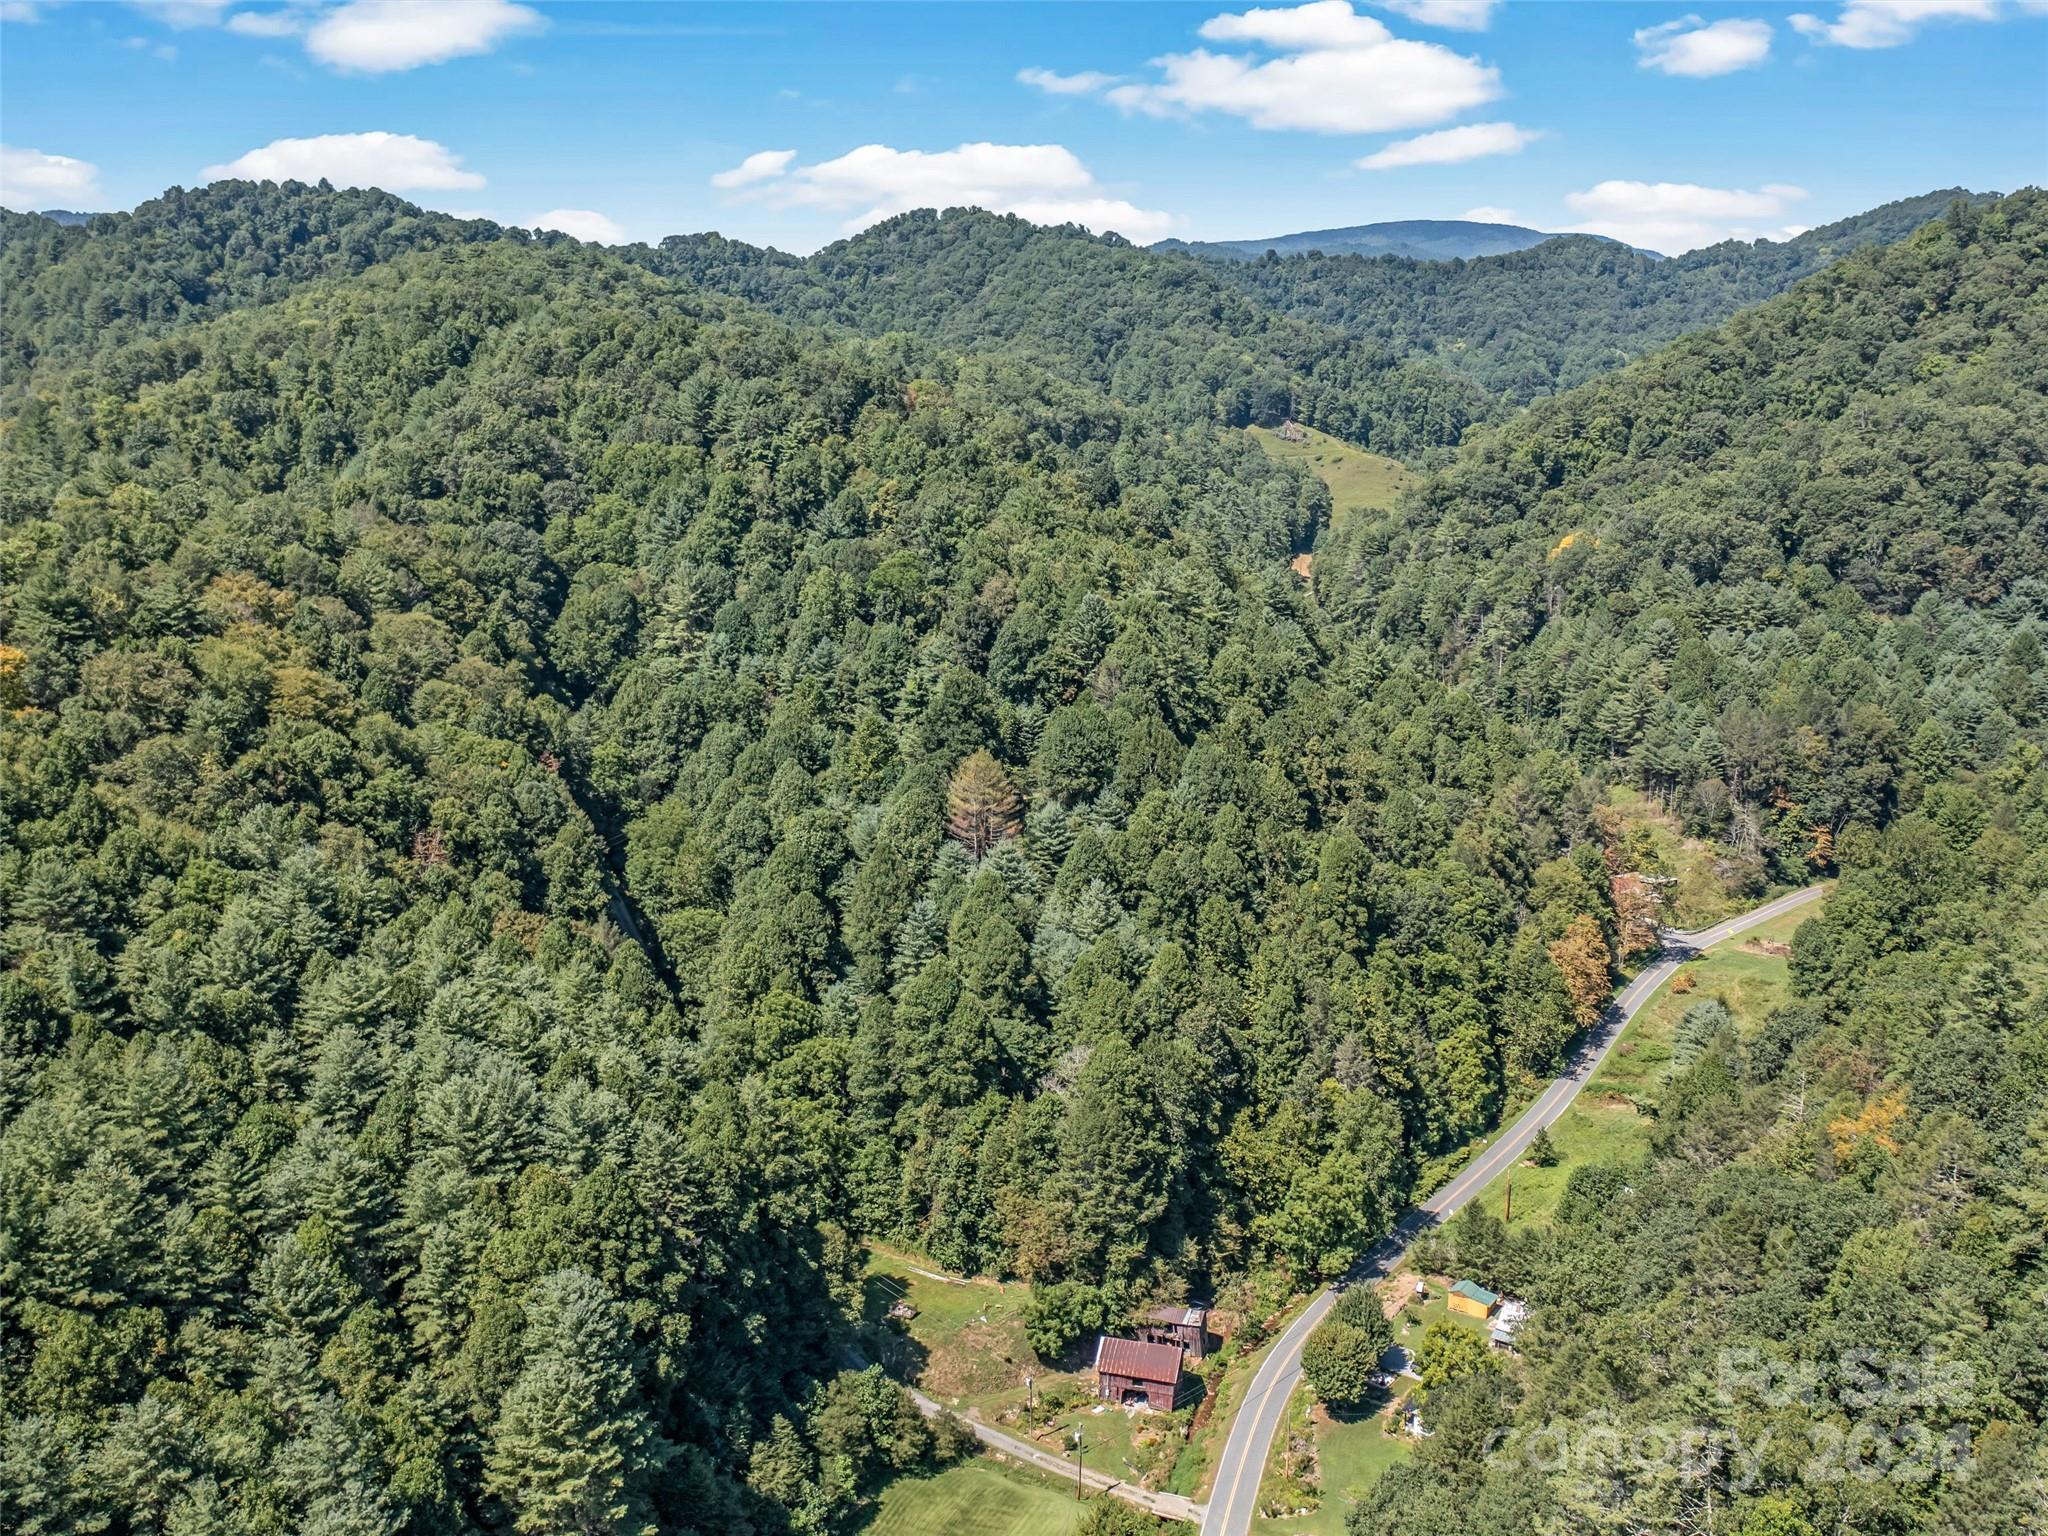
[1199,884,1831,1536]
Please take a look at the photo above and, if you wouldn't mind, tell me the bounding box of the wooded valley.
[1,181,2043,1536]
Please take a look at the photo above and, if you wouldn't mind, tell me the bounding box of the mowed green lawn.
[1472,894,1825,1229]
[860,1459,1085,1536]
[1247,423,1417,523]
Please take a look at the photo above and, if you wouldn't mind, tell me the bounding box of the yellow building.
[1447,1279,1499,1319]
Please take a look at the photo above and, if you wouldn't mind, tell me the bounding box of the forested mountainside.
[0,187,1493,464]
[1,209,1594,1534]
[1359,803,2048,1536]
[0,184,506,386]
[639,209,1496,461]
[3,182,1972,462]
[1331,202,2048,1536]
[1,182,2044,1536]
[1199,189,1985,402]
[1316,191,2048,878]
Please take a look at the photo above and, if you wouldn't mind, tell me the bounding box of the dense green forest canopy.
[0,185,1494,463]
[1,182,2043,1536]
[0,196,1594,1535]
[639,208,1496,462]
[1317,191,2048,873]
[0,184,510,387]
[1195,189,1988,402]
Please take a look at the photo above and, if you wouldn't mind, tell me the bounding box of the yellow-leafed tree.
[946,749,1022,857]
[1548,914,1614,1029]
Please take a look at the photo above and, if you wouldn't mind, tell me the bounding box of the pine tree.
[1671,999,1733,1075]
[945,750,1022,857]
[484,1270,667,1536]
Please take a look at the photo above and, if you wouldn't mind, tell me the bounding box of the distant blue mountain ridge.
[1153,217,1647,262]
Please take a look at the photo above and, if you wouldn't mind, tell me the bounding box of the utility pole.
[1025,1374,1034,1415]
[1503,1175,1512,1225]
[1072,1428,1085,1500]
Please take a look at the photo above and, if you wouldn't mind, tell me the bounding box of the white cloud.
[1198,0,1389,49]
[128,0,232,25]
[1459,205,1519,224]
[1563,179,1808,253]
[1,1,52,21]
[722,141,1175,244]
[710,148,797,189]
[1017,66,1124,95]
[530,208,626,244]
[1371,0,1500,28]
[996,197,1176,242]
[0,143,102,205]
[1357,120,1539,169]
[1105,2,1501,133]
[1789,0,2004,48]
[305,0,541,72]
[226,7,310,37]
[128,0,543,69]
[1635,15,1774,75]
[203,131,486,190]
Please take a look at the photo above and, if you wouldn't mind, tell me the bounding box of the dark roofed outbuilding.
[1136,1303,1210,1360]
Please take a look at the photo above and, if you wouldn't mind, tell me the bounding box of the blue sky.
[2,0,2044,253]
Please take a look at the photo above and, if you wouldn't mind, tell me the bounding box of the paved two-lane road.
[1199,884,1829,1536]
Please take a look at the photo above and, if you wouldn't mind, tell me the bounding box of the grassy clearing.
[860,1247,1038,1410]
[1462,1097,1649,1229]
[859,1248,1182,1493]
[1470,894,1826,1231]
[859,1457,1086,1536]
[1387,1277,1494,1352]
[1248,423,1417,523]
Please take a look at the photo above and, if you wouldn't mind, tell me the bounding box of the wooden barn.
[1136,1303,1210,1361]
[1092,1335,1185,1412]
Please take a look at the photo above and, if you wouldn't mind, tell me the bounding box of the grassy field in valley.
[860,1246,1038,1410]
[1247,423,1417,523]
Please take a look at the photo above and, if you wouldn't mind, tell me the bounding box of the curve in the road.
[1199,884,1829,1536]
